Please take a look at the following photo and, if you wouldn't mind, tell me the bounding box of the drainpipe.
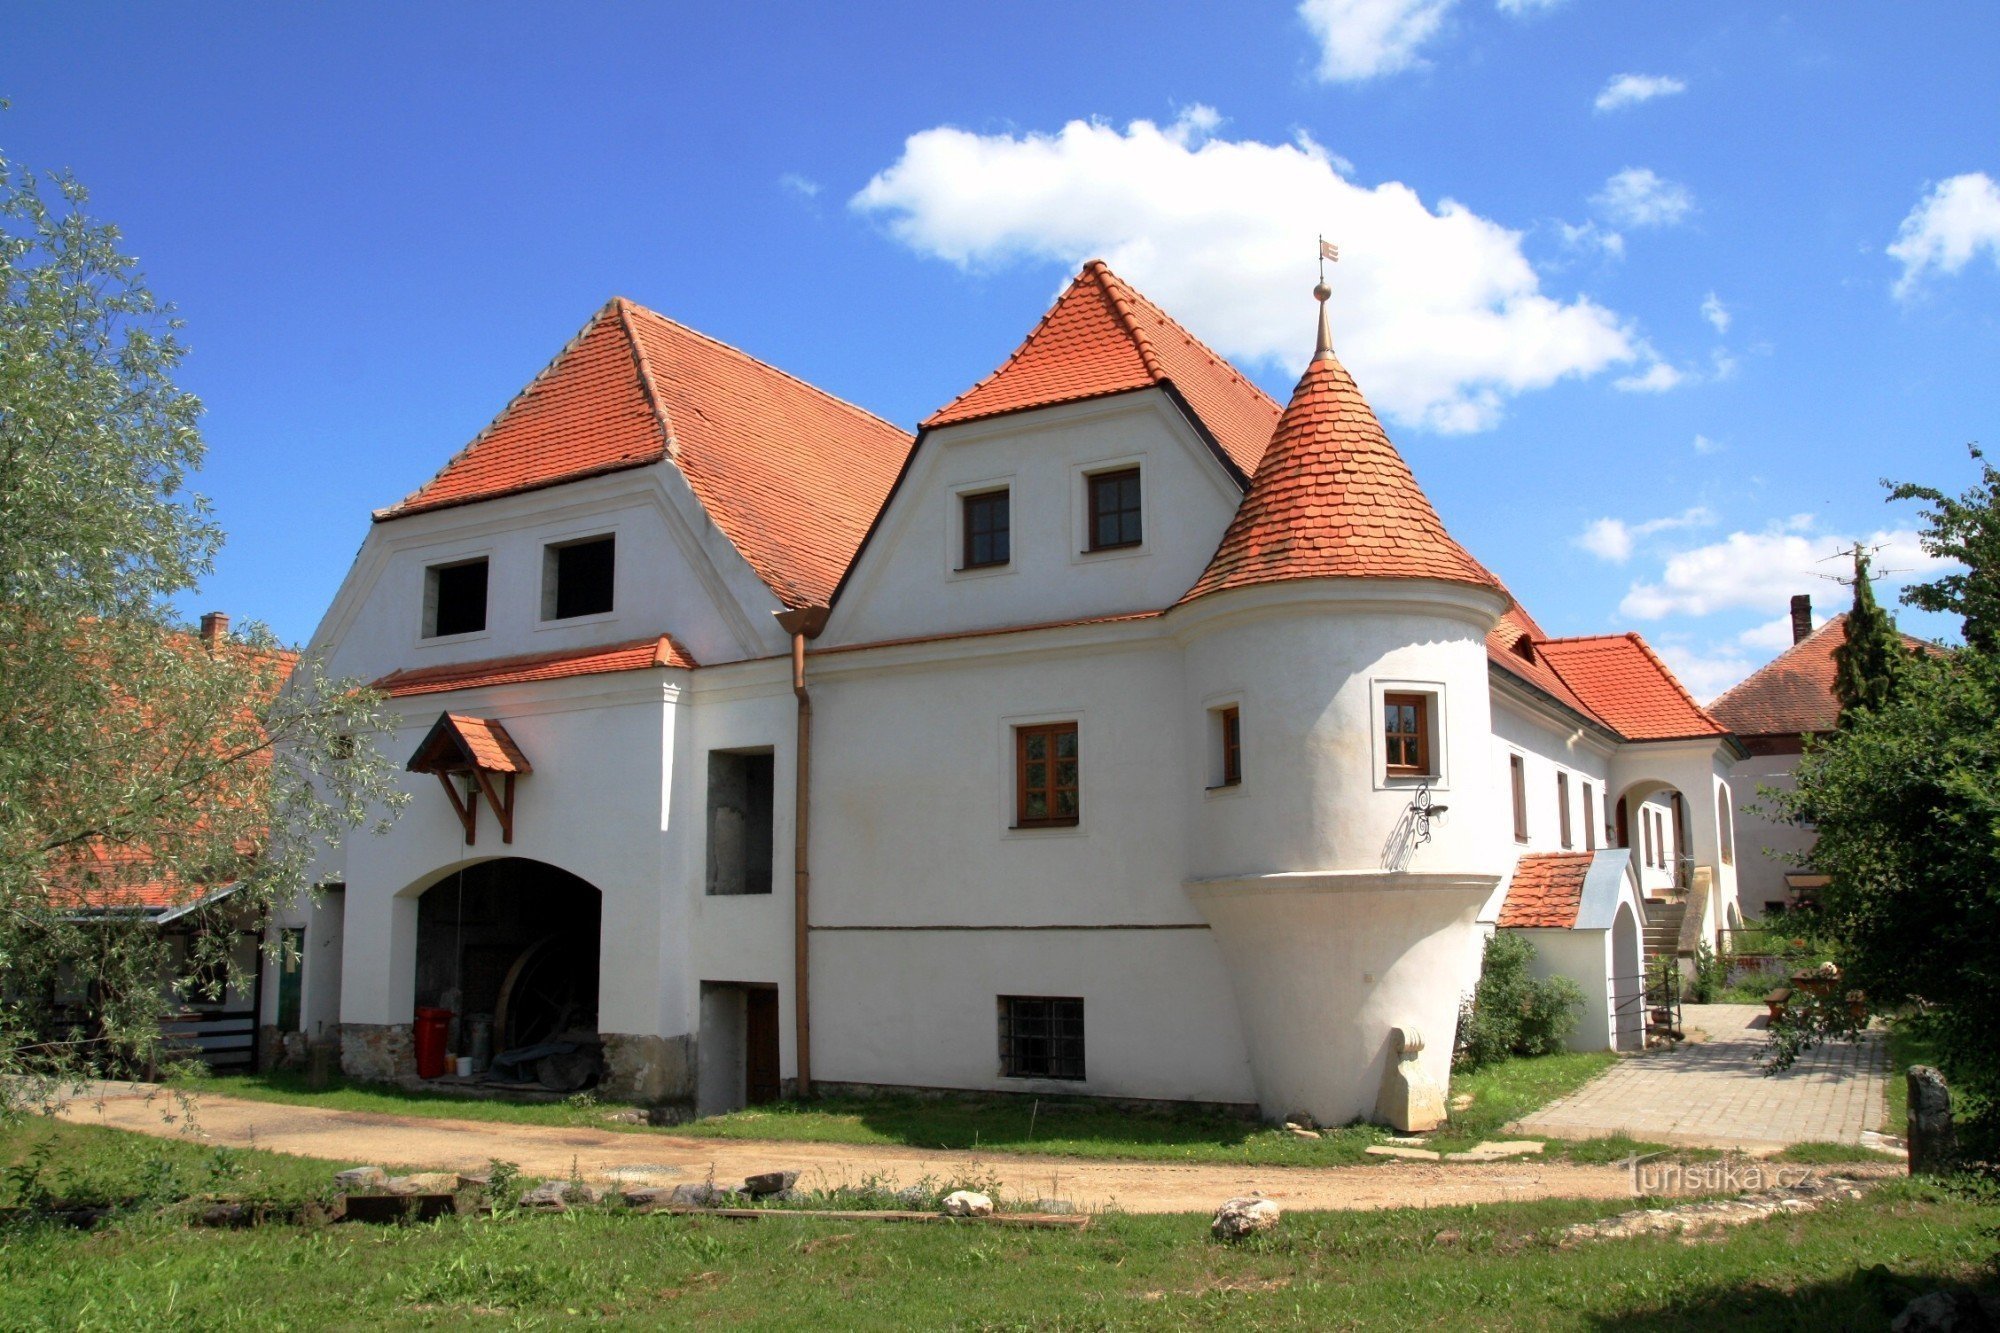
[773,604,829,1096]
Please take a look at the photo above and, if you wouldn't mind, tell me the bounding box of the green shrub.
[1453,933,1585,1071]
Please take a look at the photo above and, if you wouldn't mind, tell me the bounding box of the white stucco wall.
[1730,750,1812,918]
[826,391,1244,647]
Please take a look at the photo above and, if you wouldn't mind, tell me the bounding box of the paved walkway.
[58,1082,1664,1215]
[1514,1004,1889,1151]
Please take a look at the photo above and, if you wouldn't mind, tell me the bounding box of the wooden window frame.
[1383,692,1432,777]
[1014,722,1080,828]
[961,488,1011,570]
[1582,781,1597,851]
[1509,754,1528,843]
[1085,467,1143,552]
[1557,772,1573,849]
[1643,811,1656,868]
[998,995,1085,1081]
[1219,706,1242,787]
[1719,788,1735,865]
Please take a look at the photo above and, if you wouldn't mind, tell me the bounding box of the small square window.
[999,996,1084,1080]
[1383,692,1431,776]
[962,489,1011,569]
[1015,722,1079,828]
[424,558,488,638]
[543,535,615,620]
[1086,468,1142,551]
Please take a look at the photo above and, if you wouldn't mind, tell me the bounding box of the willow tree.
[0,150,403,1110]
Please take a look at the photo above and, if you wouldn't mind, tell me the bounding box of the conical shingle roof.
[1181,342,1501,602]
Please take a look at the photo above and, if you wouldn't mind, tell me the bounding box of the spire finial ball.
[1313,280,1332,303]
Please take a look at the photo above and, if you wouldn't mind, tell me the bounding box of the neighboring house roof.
[1497,851,1595,928]
[1531,634,1729,742]
[1180,346,1503,603]
[923,261,1280,478]
[373,635,696,697]
[1707,613,1933,737]
[376,299,913,608]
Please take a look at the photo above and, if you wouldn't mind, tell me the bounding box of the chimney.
[1789,594,1812,644]
[199,611,230,649]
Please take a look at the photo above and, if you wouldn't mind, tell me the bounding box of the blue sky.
[6,2,1997,696]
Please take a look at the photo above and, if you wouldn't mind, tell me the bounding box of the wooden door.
[744,987,781,1105]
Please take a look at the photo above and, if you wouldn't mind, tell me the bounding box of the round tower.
[1174,281,1510,1128]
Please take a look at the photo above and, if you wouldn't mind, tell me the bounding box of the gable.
[377,299,913,608]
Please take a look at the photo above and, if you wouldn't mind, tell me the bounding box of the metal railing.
[1614,970,1684,1044]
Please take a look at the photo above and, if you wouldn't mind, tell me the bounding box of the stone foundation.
[600,1032,697,1106]
[340,1022,415,1082]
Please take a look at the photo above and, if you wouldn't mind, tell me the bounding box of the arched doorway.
[1611,901,1643,1051]
[1611,780,1691,899]
[413,858,602,1087]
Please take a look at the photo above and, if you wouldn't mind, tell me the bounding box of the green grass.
[1885,1019,1947,1138]
[0,1114,364,1211]
[0,1121,1991,1331]
[1773,1141,1899,1165]
[170,1069,625,1130]
[173,1049,1630,1168]
[1430,1050,1615,1150]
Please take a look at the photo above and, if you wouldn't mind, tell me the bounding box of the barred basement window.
[998,996,1084,1080]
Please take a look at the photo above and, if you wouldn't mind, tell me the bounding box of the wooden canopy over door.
[407,712,532,845]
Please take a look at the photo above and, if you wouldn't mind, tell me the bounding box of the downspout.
[773,604,829,1096]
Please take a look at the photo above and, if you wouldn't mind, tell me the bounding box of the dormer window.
[962,489,1011,569]
[424,558,488,638]
[1086,468,1142,551]
[542,534,615,620]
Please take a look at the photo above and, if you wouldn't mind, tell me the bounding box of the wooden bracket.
[470,769,518,844]
[436,771,477,844]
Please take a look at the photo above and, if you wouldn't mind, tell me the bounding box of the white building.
[264,263,1748,1125]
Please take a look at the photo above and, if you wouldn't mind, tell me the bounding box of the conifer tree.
[1831,546,1904,724]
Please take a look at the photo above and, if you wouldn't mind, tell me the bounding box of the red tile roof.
[1180,349,1503,602]
[438,713,531,774]
[1486,607,1602,724]
[1497,851,1596,929]
[924,261,1280,477]
[373,635,695,697]
[1707,614,1932,736]
[1533,634,1728,741]
[377,299,913,608]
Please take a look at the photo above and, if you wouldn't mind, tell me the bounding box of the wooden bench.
[1764,987,1792,1021]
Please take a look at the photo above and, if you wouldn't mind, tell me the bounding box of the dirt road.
[62,1082,1656,1214]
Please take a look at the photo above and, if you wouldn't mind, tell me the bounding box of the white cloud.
[1618,519,1943,620]
[1496,0,1565,11]
[1614,359,1685,393]
[1888,171,2000,299]
[1575,506,1713,563]
[1298,0,1455,82]
[854,110,1644,433]
[1700,291,1730,332]
[1692,433,1722,455]
[1593,168,1695,229]
[1737,613,1812,652]
[1557,219,1625,259]
[1651,640,1759,702]
[779,173,821,199]
[1594,73,1687,113]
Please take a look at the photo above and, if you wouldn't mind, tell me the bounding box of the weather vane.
[1318,235,1339,286]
